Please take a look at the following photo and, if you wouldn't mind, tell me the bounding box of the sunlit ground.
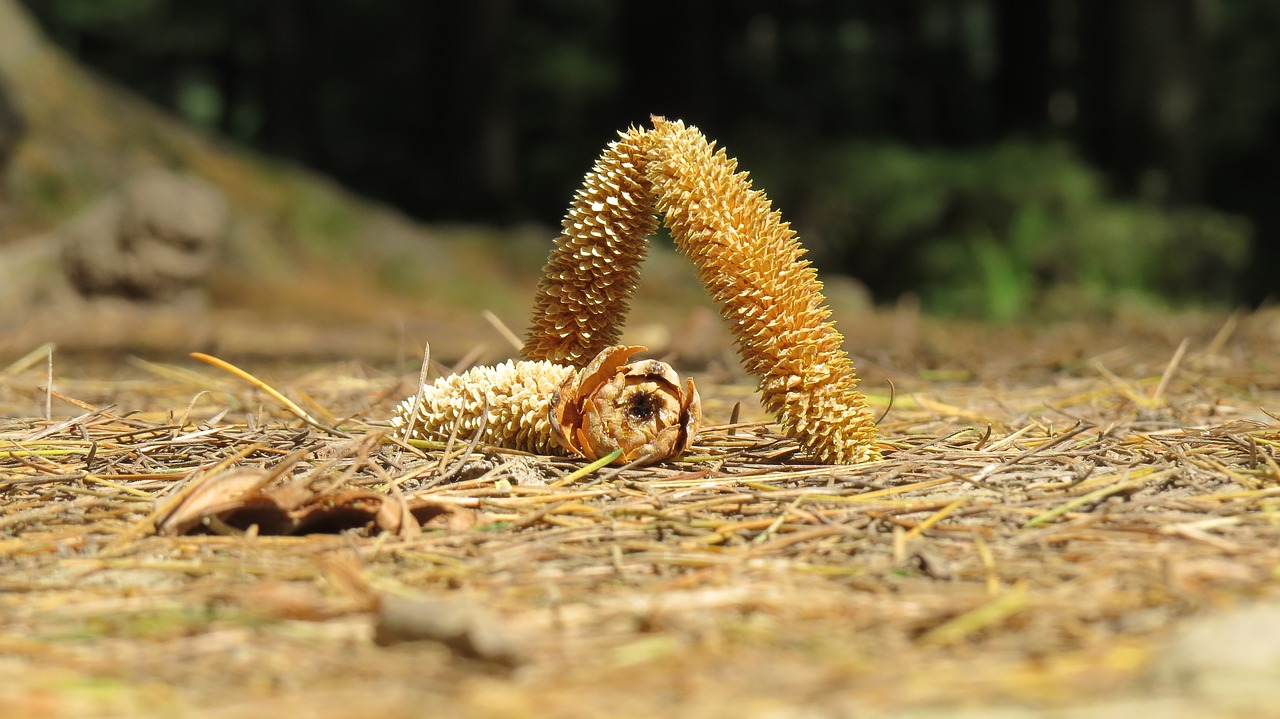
[4,309,1280,717]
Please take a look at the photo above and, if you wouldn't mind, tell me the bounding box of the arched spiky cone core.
[520,117,880,464]
[524,126,661,367]
[645,118,880,464]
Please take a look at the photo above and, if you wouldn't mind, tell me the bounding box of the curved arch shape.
[524,117,880,464]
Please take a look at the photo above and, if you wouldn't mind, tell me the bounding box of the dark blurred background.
[19,0,1280,319]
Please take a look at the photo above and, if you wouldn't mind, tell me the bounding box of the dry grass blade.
[2,342,56,377]
[918,581,1030,646]
[1152,337,1190,405]
[1023,468,1167,528]
[190,352,349,436]
[551,448,623,487]
[482,309,524,353]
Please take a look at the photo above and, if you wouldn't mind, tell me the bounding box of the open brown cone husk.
[551,345,700,465]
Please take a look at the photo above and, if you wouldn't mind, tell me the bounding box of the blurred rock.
[1146,601,1280,710]
[61,170,228,305]
[0,169,227,313]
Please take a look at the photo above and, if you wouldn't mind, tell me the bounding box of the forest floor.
[3,308,1280,718]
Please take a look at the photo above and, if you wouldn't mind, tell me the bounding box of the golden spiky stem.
[524,126,661,367]
[393,359,575,457]
[645,118,880,464]
[522,117,880,464]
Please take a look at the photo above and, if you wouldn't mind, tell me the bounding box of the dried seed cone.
[392,359,576,457]
[645,118,880,464]
[392,347,699,466]
[524,126,661,367]
[551,345,701,465]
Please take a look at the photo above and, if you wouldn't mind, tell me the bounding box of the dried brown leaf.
[154,469,471,537]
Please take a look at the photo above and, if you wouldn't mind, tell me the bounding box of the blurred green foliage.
[783,142,1250,319]
[13,0,1279,318]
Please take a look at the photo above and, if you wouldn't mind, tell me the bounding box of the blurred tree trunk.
[471,0,516,213]
[422,0,517,218]
[616,0,724,129]
[263,0,315,164]
[994,0,1052,133]
[884,1,932,144]
[0,77,22,187]
[884,0,992,145]
[1082,0,1204,203]
[213,6,247,140]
